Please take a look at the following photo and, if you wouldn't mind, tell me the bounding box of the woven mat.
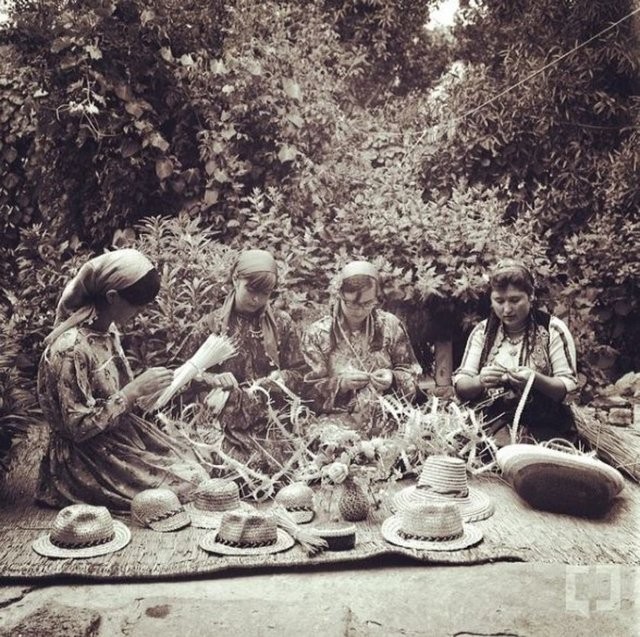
[1,475,638,582]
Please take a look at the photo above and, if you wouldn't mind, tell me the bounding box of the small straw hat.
[186,478,254,529]
[382,501,483,552]
[274,482,315,524]
[131,488,191,532]
[392,456,494,522]
[32,504,131,559]
[497,443,625,516]
[199,510,294,556]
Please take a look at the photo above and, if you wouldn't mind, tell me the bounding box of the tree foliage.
[0,0,639,464]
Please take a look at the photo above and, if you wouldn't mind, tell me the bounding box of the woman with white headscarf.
[301,260,421,430]
[36,248,208,514]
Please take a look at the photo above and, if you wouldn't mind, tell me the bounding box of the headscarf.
[331,260,383,351]
[45,248,156,346]
[219,249,280,367]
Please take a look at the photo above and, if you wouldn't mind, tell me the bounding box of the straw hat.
[199,510,294,556]
[32,504,131,559]
[382,501,483,552]
[392,456,494,522]
[131,488,190,532]
[274,482,315,524]
[497,443,625,516]
[186,478,254,529]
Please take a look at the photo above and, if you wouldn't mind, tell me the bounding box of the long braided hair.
[478,260,549,368]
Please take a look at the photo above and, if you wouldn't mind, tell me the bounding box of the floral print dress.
[301,309,422,431]
[186,306,309,473]
[36,326,208,513]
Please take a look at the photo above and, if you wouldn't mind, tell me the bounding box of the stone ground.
[0,561,638,636]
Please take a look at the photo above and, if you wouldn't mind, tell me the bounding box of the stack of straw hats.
[392,456,494,522]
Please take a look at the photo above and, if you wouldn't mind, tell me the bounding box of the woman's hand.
[505,366,535,390]
[370,368,393,392]
[123,367,173,403]
[479,365,509,389]
[337,370,370,393]
[207,372,239,390]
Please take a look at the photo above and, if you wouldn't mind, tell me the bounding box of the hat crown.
[275,482,314,509]
[400,502,464,540]
[418,456,469,495]
[194,478,241,512]
[51,505,115,547]
[132,488,183,524]
[217,511,278,547]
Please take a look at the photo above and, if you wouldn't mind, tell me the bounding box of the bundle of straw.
[573,406,640,483]
[154,334,237,409]
[271,505,328,556]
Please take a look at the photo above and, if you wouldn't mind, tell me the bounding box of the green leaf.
[155,159,173,180]
[204,189,219,205]
[278,144,297,163]
[282,78,302,101]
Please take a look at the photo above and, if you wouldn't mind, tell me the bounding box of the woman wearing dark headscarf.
[301,261,421,429]
[453,259,578,444]
[37,249,208,513]
[190,249,308,468]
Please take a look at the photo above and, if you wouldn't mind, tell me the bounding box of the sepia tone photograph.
[0,0,638,634]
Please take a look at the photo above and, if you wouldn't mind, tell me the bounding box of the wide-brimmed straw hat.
[131,488,191,532]
[32,504,131,559]
[392,456,494,522]
[497,443,625,516]
[274,482,315,524]
[186,478,254,529]
[199,510,294,556]
[382,501,483,552]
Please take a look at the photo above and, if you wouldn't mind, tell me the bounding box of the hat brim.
[381,515,482,552]
[497,445,625,516]
[392,486,494,522]
[186,502,254,529]
[148,509,191,532]
[32,520,131,559]
[199,528,295,556]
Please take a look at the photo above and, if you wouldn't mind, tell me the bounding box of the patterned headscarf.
[218,249,280,367]
[45,249,156,346]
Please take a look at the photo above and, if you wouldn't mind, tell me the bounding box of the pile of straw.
[573,406,640,483]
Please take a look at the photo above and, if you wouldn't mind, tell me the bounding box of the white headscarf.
[45,248,155,346]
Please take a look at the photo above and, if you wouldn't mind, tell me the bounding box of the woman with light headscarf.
[188,249,308,470]
[36,248,208,514]
[301,260,421,430]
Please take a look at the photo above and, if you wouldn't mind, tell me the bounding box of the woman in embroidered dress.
[36,249,208,514]
[189,249,308,470]
[453,259,578,444]
[301,261,421,431]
